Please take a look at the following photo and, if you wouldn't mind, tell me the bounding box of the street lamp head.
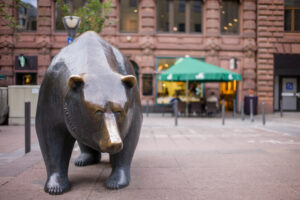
[63,16,81,44]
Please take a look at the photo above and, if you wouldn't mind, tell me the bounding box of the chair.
[206,101,219,116]
[190,102,202,116]
[177,101,186,116]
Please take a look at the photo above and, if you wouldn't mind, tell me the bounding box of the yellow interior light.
[224,26,228,30]
[228,23,233,26]
[234,18,238,22]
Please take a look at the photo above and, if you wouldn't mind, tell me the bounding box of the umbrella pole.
[186,80,189,116]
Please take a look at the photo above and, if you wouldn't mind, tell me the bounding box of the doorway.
[279,76,300,111]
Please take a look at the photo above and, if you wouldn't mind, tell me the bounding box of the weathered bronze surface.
[35,31,142,195]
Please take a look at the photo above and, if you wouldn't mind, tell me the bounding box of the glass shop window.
[220,0,240,34]
[284,0,300,32]
[55,0,86,31]
[16,73,37,85]
[142,74,153,96]
[119,0,139,33]
[157,0,203,33]
[17,0,37,31]
[156,57,204,104]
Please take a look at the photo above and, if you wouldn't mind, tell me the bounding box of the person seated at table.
[206,91,219,114]
[170,94,181,104]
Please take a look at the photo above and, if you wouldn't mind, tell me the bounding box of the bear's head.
[63,73,136,154]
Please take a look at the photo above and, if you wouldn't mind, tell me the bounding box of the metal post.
[174,100,178,126]
[262,101,265,126]
[146,100,149,117]
[25,102,31,154]
[233,99,236,119]
[280,99,283,118]
[162,104,165,117]
[222,99,225,125]
[185,80,189,116]
[250,99,254,122]
[241,101,245,121]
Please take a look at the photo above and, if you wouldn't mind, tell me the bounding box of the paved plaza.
[0,113,300,199]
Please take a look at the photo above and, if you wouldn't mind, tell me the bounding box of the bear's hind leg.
[75,142,100,167]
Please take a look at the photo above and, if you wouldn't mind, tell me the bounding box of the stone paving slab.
[0,113,300,199]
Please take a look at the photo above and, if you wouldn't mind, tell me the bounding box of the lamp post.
[62,16,81,44]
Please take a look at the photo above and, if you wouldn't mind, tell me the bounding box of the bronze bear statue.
[35,31,142,195]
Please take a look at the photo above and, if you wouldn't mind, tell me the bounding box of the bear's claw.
[105,167,130,190]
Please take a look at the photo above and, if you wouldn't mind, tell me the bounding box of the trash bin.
[244,96,258,115]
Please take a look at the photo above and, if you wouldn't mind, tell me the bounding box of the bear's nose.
[98,113,123,154]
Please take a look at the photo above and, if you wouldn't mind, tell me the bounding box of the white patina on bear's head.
[63,70,136,154]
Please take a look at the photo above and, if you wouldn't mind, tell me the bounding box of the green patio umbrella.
[158,57,242,115]
[0,75,6,80]
[159,57,242,82]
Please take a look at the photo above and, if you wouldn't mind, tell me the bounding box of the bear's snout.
[98,113,123,154]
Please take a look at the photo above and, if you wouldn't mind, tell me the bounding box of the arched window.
[119,0,139,33]
[220,0,240,34]
[285,0,300,32]
[157,0,202,33]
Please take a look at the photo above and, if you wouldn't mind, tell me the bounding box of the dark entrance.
[274,54,300,111]
[16,73,37,85]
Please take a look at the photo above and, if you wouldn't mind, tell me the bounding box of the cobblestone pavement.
[0,113,300,200]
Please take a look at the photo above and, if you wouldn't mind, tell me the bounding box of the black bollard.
[174,100,178,126]
[280,99,283,118]
[162,104,165,117]
[146,100,149,117]
[233,99,236,119]
[262,101,265,126]
[25,102,31,154]
[250,99,254,122]
[222,99,225,125]
[241,101,245,121]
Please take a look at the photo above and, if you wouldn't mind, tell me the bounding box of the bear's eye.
[114,111,122,116]
[95,110,104,115]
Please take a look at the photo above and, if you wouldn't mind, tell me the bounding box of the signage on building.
[286,82,294,90]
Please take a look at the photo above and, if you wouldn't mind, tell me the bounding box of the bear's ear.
[68,75,84,90]
[121,75,136,88]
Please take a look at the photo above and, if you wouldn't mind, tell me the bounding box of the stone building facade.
[1,0,300,112]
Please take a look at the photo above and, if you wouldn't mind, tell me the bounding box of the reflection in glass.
[190,0,202,32]
[220,0,239,34]
[120,0,139,33]
[55,0,86,31]
[174,0,186,32]
[295,9,300,31]
[157,0,169,32]
[18,0,37,31]
[284,9,292,31]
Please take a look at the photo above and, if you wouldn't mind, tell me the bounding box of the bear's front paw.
[44,173,70,195]
[105,167,130,189]
[74,153,99,167]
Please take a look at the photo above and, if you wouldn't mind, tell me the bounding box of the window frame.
[285,6,300,33]
[156,0,203,34]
